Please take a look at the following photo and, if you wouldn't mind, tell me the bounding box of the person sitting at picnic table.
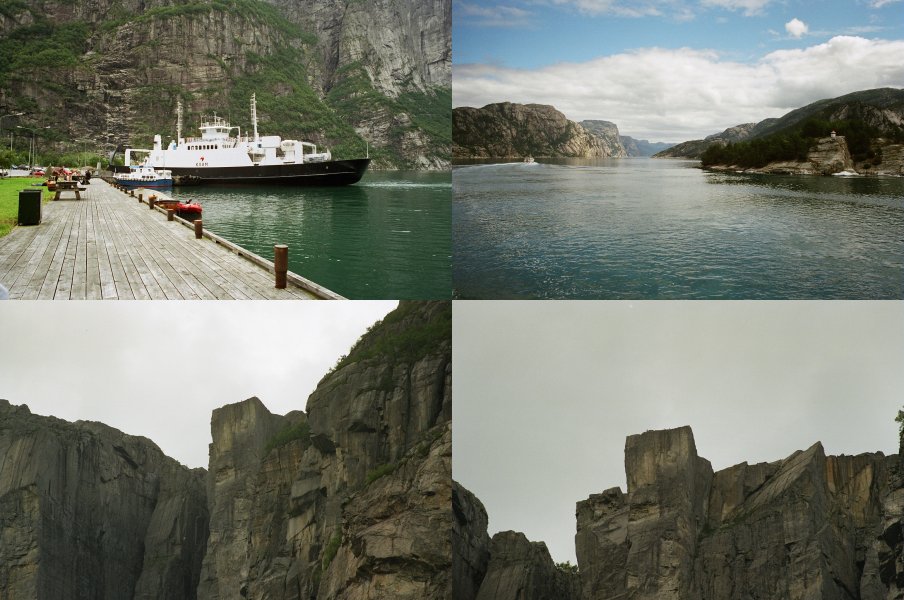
[84,170,92,184]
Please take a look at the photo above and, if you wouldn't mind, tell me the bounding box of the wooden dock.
[0,179,340,300]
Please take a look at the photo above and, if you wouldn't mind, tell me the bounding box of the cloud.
[785,17,808,38]
[457,2,534,27]
[699,0,772,16]
[453,36,904,141]
[869,0,901,7]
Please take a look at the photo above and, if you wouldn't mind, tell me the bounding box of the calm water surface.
[453,158,904,299]
[171,171,450,299]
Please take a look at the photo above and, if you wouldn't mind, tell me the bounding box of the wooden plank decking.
[0,179,333,300]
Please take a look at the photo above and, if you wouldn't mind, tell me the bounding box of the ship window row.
[189,145,219,150]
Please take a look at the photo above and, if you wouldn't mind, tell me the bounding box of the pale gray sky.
[453,301,904,563]
[0,301,397,469]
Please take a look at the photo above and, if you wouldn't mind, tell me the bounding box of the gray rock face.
[460,425,904,599]
[195,396,288,599]
[318,423,452,600]
[453,481,491,600]
[453,103,625,159]
[0,399,208,600]
[475,531,580,600]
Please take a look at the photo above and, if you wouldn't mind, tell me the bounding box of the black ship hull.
[161,158,370,186]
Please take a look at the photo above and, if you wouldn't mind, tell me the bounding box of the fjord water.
[453,158,904,299]
[171,171,450,299]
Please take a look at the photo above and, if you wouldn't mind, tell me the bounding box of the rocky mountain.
[654,88,904,167]
[452,103,626,159]
[455,425,904,600]
[0,0,450,169]
[0,300,452,599]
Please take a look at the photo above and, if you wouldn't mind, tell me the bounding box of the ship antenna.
[251,93,259,142]
[176,100,183,142]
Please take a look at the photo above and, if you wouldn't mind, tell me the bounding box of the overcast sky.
[453,301,904,564]
[0,301,397,469]
[453,0,904,141]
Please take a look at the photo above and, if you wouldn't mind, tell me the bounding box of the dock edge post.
[194,219,203,239]
[274,244,288,289]
[166,208,174,221]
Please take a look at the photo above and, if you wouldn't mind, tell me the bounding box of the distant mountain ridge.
[619,135,675,157]
[654,88,904,160]
[453,102,671,159]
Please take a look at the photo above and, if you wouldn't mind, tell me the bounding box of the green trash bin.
[18,189,42,225]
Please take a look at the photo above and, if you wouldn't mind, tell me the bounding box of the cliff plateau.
[455,425,904,600]
[453,103,626,159]
[0,300,452,599]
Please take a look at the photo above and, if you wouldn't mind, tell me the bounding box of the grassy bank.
[0,177,51,238]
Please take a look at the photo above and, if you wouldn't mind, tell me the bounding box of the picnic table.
[53,180,84,201]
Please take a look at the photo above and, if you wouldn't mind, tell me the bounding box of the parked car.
[31,169,44,177]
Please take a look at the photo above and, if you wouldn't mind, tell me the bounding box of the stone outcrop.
[461,425,904,599]
[453,481,491,600]
[0,399,208,599]
[475,531,580,600]
[707,135,856,175]
[0,0,450,169]
[453,103,625,159]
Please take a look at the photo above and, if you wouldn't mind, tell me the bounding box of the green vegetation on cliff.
[263,420,311,456]
[330,302,451,376]
[700,117,902,168]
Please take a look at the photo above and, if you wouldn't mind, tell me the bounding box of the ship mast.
[176,100,183,142]
[251,93,259,142]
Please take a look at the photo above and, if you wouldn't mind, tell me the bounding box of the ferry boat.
[122,95,370,186]
[113,164,174,188]
[523,156,536,164]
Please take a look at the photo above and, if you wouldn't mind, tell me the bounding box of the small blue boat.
[113,164,173,188]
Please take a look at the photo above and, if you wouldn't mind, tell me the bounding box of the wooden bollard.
[274,244,288,289]
[194,219,203,239]
[130,190,134,197]
[166,208,174,221]
[149,197,156,210]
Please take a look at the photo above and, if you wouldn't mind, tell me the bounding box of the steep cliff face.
[196,300,452,599]
[453,103,624,159]
[578,120,627,158]
[0,0,450,169]
[460,426,904,600]
[0,399,208,600]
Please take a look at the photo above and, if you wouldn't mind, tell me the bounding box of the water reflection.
[173,171,451,299]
